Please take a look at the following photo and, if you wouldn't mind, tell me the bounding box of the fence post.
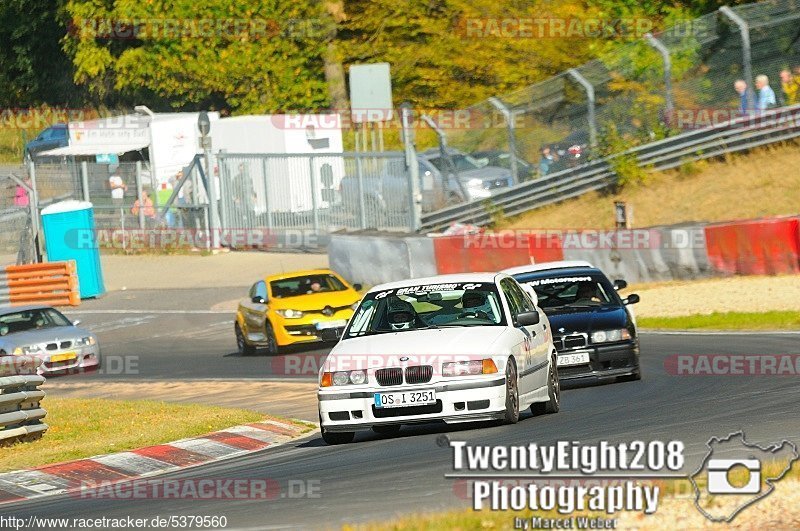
[309,155,320,235]
[355,154,366,229]
[260,157,273,232]
[135,161,145,230]
[80,161,90,202]
[27,160,42,262]
[567,69,597,148]
[488,97,519,185]
[400,103,421,231]
[644,33,674,117]
[720,6,754,113]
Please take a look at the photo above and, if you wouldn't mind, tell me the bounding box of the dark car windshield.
[0,308,72,336]
[518,274,615,312]
[344,282,506,338]
[427,154,484,172]
[270,274,347,298]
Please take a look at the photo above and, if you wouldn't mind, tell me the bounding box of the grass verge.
[0,398,272,472]
[639,311,800,331]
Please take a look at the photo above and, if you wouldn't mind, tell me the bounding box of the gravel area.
[632,275,800,318]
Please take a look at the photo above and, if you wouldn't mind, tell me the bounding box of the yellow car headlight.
[276,309,304,319]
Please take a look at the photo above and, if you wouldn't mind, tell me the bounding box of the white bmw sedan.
[317,273,560,444]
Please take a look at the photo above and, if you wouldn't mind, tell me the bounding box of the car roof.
[264,269,339,283]
[501,260,594,276]
[369,272,505,292]
[0,304,51,315]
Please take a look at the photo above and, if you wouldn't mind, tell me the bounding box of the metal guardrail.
[420,104,800,231]
[0,375,48,444]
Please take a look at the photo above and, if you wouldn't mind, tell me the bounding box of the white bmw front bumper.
[318,376,507,432]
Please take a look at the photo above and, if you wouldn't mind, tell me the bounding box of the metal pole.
[400,103,421,231]
[27,161,41,262]
[203,140,220,249]
[355,154,366,229]
[420,113,469,200]
[218,153,229,230]
[720,6,754,113]
[488,97,519,185]
[309,155,320,235]
[135,161,145,229]
[80,161,90,202]
[567,69,597,147]
[261,157,273,232]
[644,33,674,116]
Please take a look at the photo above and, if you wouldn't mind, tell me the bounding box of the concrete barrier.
[329,233,436,286]
[705,217,800,275]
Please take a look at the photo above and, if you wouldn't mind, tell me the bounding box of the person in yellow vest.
[779,69,799,106]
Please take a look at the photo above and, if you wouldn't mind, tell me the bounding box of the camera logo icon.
[706,458,761,495]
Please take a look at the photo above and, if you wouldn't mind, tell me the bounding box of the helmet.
[386,298,417,330]
[461,290,488,310]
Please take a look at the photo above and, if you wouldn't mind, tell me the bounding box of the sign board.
[95,153,119,164]
[198,111,211,137]
[348,63,393,123]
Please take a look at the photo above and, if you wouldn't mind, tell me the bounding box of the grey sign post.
[198,112,220,249]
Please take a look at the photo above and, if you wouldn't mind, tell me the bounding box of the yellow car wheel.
[235,324,256,356]
[265,321,279,356]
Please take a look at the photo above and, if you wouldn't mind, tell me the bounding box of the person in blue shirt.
[734,79,749,114]
[755,74,777,111]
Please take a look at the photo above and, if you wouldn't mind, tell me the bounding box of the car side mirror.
[353,283,363,291]
[320,328,342,342]
[72,319,81,326]
[252,296,266,304]
[624,294,640,305]
[613,279,628,291]
[516,311,540,326]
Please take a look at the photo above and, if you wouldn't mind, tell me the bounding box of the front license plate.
[558,351,590,367]
[50,352,77,363]
[374,390,436,409]
[315,320,347,330]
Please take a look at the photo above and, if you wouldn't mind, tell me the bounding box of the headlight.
[591,329,631,343]
[12,345,37,356]
[276,309,304,319]
[321,370,369,387]
[76,336,96,346]
[442,359,498,377]
[467,178,483,188]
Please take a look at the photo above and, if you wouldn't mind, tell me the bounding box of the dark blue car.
[24,123,69,161]
[504,261,641,383]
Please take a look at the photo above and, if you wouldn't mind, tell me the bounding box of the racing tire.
[264,321,279,356]
[372,425,401,436]
[235,324,256,356]
[532,355,560,415]
[503,358,520,424]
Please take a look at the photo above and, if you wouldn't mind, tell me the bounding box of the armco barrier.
[0,261,80,308]
[0,375,48,445]
[432,235,532,275]
[329,233,437,287]
[705,217,800,275]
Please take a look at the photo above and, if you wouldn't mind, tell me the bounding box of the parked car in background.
[24,123,69,162]
[0,305,100,376]
[420,148,514,200]
[471,150,535,181]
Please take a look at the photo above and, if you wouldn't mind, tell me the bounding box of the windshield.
[520,275,615,312]
[344,282,505,338]
[270,274,347,298]
[0,308,72,336]
[428,154,484,172]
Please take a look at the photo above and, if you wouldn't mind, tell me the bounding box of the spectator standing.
[734,80,749,114]
[108,166,127,206]
[13,177,31,207]
[131,188,156,227]
[779,69,799,106]
[539,146,554,177]
[755,74,777,111]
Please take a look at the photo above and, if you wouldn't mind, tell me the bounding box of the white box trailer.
[212,114,345,213]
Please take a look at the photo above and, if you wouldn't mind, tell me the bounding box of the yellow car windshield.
[270,274,347,298]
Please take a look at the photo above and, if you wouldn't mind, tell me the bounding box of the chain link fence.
[439,0,800,192]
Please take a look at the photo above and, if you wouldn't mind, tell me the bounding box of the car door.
[241,281,268,342]
[499,279,536,398]
[509,280,550,389]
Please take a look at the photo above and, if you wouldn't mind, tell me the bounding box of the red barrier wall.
[526,232,565,263]
[432,234,532,274]
[704,217,800,275]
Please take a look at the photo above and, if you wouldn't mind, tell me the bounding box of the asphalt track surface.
[3,289,800,528]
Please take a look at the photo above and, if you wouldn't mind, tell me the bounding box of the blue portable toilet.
[40,200,105,299]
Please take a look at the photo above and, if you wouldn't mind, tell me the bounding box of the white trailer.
[212,114,345,213]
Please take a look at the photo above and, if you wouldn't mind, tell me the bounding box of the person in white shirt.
[109,167,127,206]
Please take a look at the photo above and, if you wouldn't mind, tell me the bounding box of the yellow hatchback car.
[235,269,362,355]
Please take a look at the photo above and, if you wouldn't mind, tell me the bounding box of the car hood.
[270,290,360,311]
[0,326,89,348]
[457,166,511,181]
[545,307,627,334]
[325,326,510,369]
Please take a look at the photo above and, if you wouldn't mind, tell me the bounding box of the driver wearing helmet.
[386,298,418,330]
